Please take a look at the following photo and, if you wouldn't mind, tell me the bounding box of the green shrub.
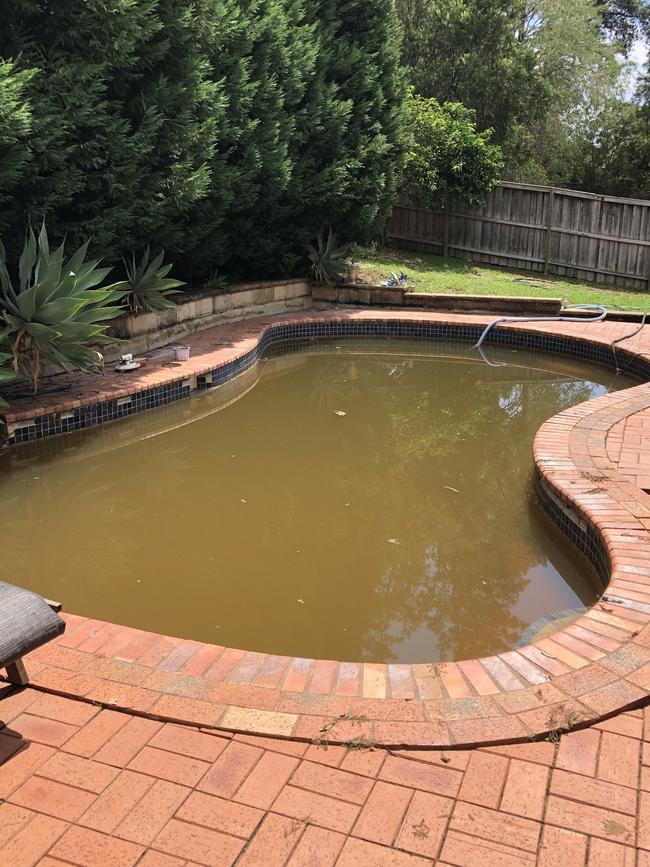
[402,90,504,209]
[0,1,221,267]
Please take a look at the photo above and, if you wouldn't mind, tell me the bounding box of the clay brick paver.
[0,687,648,865]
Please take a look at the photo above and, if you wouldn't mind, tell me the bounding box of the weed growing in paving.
[544,703,583,744]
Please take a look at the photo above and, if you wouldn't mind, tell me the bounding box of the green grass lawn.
[354,246,650,310]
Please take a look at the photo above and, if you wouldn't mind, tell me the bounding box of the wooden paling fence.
[386,182,650,290]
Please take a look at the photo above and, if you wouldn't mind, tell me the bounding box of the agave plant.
[0,223,127,393]
[307,229,351,284]
[123,247,185,315]
[0,334,17,407]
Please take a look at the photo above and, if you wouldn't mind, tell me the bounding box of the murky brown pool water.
[0,339,633,663]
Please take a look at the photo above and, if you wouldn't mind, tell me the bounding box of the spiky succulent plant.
[0,335,17,407]
[0,223,127,392]
[123,246,185,315]
[307,229,351,284]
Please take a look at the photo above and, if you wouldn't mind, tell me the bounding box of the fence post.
[543,188,555,277]
[443,194,451,259]
[593,196,603,284]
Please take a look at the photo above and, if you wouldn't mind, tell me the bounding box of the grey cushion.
[0,582,66,667]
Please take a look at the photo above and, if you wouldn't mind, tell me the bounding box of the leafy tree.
[524,0,622,122]
[320,0,407,243]
[596,0,650,53]
[216,0,322,276]
[396,0,631,186]
[568,97,650,197]
[401,91,504,209]
[221,0,407,276]
[522,0,648,188]
[398,0,542,144]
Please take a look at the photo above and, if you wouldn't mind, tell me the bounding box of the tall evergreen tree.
[0,0,408,280]
[0,0,221,263]
[224,0,320,275]
[0,58,34,228]
[194,0,407,277]
[324,0,407,242]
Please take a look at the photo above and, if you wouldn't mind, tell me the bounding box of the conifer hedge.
[0,0,406,282]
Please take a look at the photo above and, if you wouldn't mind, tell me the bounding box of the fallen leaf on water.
[333,409,346,416]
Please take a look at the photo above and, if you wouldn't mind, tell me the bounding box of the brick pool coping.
[4,308,650,749]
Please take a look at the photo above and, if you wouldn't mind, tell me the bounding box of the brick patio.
[0,685,648,865]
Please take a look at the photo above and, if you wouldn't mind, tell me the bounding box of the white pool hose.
[474,304,608,349]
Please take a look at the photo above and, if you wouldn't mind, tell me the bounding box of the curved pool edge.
[4,307,650,749]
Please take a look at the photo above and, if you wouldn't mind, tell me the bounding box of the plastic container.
[174,345,191,361]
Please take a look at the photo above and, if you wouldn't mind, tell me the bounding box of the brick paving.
[0,685,648,865]
[607,409,650,491]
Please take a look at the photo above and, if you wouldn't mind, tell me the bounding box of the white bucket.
[174,345,191,361]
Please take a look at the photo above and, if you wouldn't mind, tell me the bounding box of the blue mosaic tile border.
[4,318,649,447]
[5,380,191,446]
[534,471,610,589]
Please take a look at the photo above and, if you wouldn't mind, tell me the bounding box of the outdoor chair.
[0,581,66,686]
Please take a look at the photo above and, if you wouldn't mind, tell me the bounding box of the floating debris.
[388,538,400,545]
[443,486,461,494]
[333,410,346,416]
[297,598,305,604]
